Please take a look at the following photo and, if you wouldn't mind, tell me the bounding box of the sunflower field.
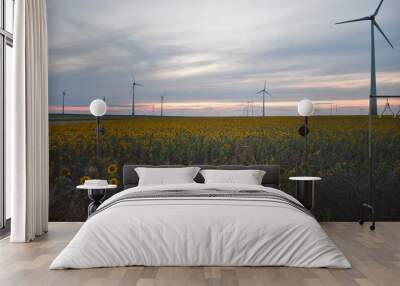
[49,115,400,221]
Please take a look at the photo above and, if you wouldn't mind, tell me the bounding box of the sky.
[47,0,400,116]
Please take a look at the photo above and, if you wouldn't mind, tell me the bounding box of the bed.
[50,165,350,269]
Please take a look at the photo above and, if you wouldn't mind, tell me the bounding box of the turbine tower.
[131,76,143,116]
[335,0,394,115]
[62,90,67,114]
[160,96,164,117]
[256,80,271,117]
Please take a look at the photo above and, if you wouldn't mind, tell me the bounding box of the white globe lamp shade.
[297,99,314,117]
[90,99,107,117]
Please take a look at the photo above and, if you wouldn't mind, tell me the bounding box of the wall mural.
[49,115,400,221]
[47,0,400,221]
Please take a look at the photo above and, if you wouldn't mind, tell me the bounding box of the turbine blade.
[374,0,384,16]
[264,80,266,89]
[335,16,370,25]
[136,83,144,87]
[256,90,264,94]
[374,21,394,48]
[266,91,272,96]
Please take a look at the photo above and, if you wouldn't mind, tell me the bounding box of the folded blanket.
[92,188,312,218]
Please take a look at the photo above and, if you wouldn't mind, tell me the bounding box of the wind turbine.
[335,0,394,115]
[62,90,67,114]
[160,96,164,117]
[130,76,143,116]
[256,80,271,117]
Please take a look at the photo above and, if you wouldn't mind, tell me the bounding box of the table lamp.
[297,99,314,173]
[90,99,107,160]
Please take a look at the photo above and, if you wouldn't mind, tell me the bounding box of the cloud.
[47,0,400,115]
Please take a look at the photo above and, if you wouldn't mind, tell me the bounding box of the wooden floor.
[0,222,399,286]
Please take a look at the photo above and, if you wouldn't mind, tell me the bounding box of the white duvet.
[50,183,351,269]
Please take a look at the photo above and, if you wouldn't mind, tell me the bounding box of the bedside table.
[289,176,322,210]
[77,184,117,217]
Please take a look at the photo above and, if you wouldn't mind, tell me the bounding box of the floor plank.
[0,222,399,286]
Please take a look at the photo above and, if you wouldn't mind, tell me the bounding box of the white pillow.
[135,167,200,186]
[200,169,266,185]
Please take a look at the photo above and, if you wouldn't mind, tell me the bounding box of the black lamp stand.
[95,116,105,161]
[360,94,400,231]
[359,108,375,230]
[298,116,310,173]
[96,116,100,160]
[304,116,309,172]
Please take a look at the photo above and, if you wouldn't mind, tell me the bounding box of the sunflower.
[107,163,118,175]
[60,167,71,177]
[80,176,91,185]
[109,178,118,185]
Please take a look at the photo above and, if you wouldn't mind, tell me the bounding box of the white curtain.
[9,0,49,242]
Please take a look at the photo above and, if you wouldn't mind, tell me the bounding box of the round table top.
[77,184,117,190]
[289,176,322,181]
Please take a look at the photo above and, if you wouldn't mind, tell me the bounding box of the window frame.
[0,0,13,229]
